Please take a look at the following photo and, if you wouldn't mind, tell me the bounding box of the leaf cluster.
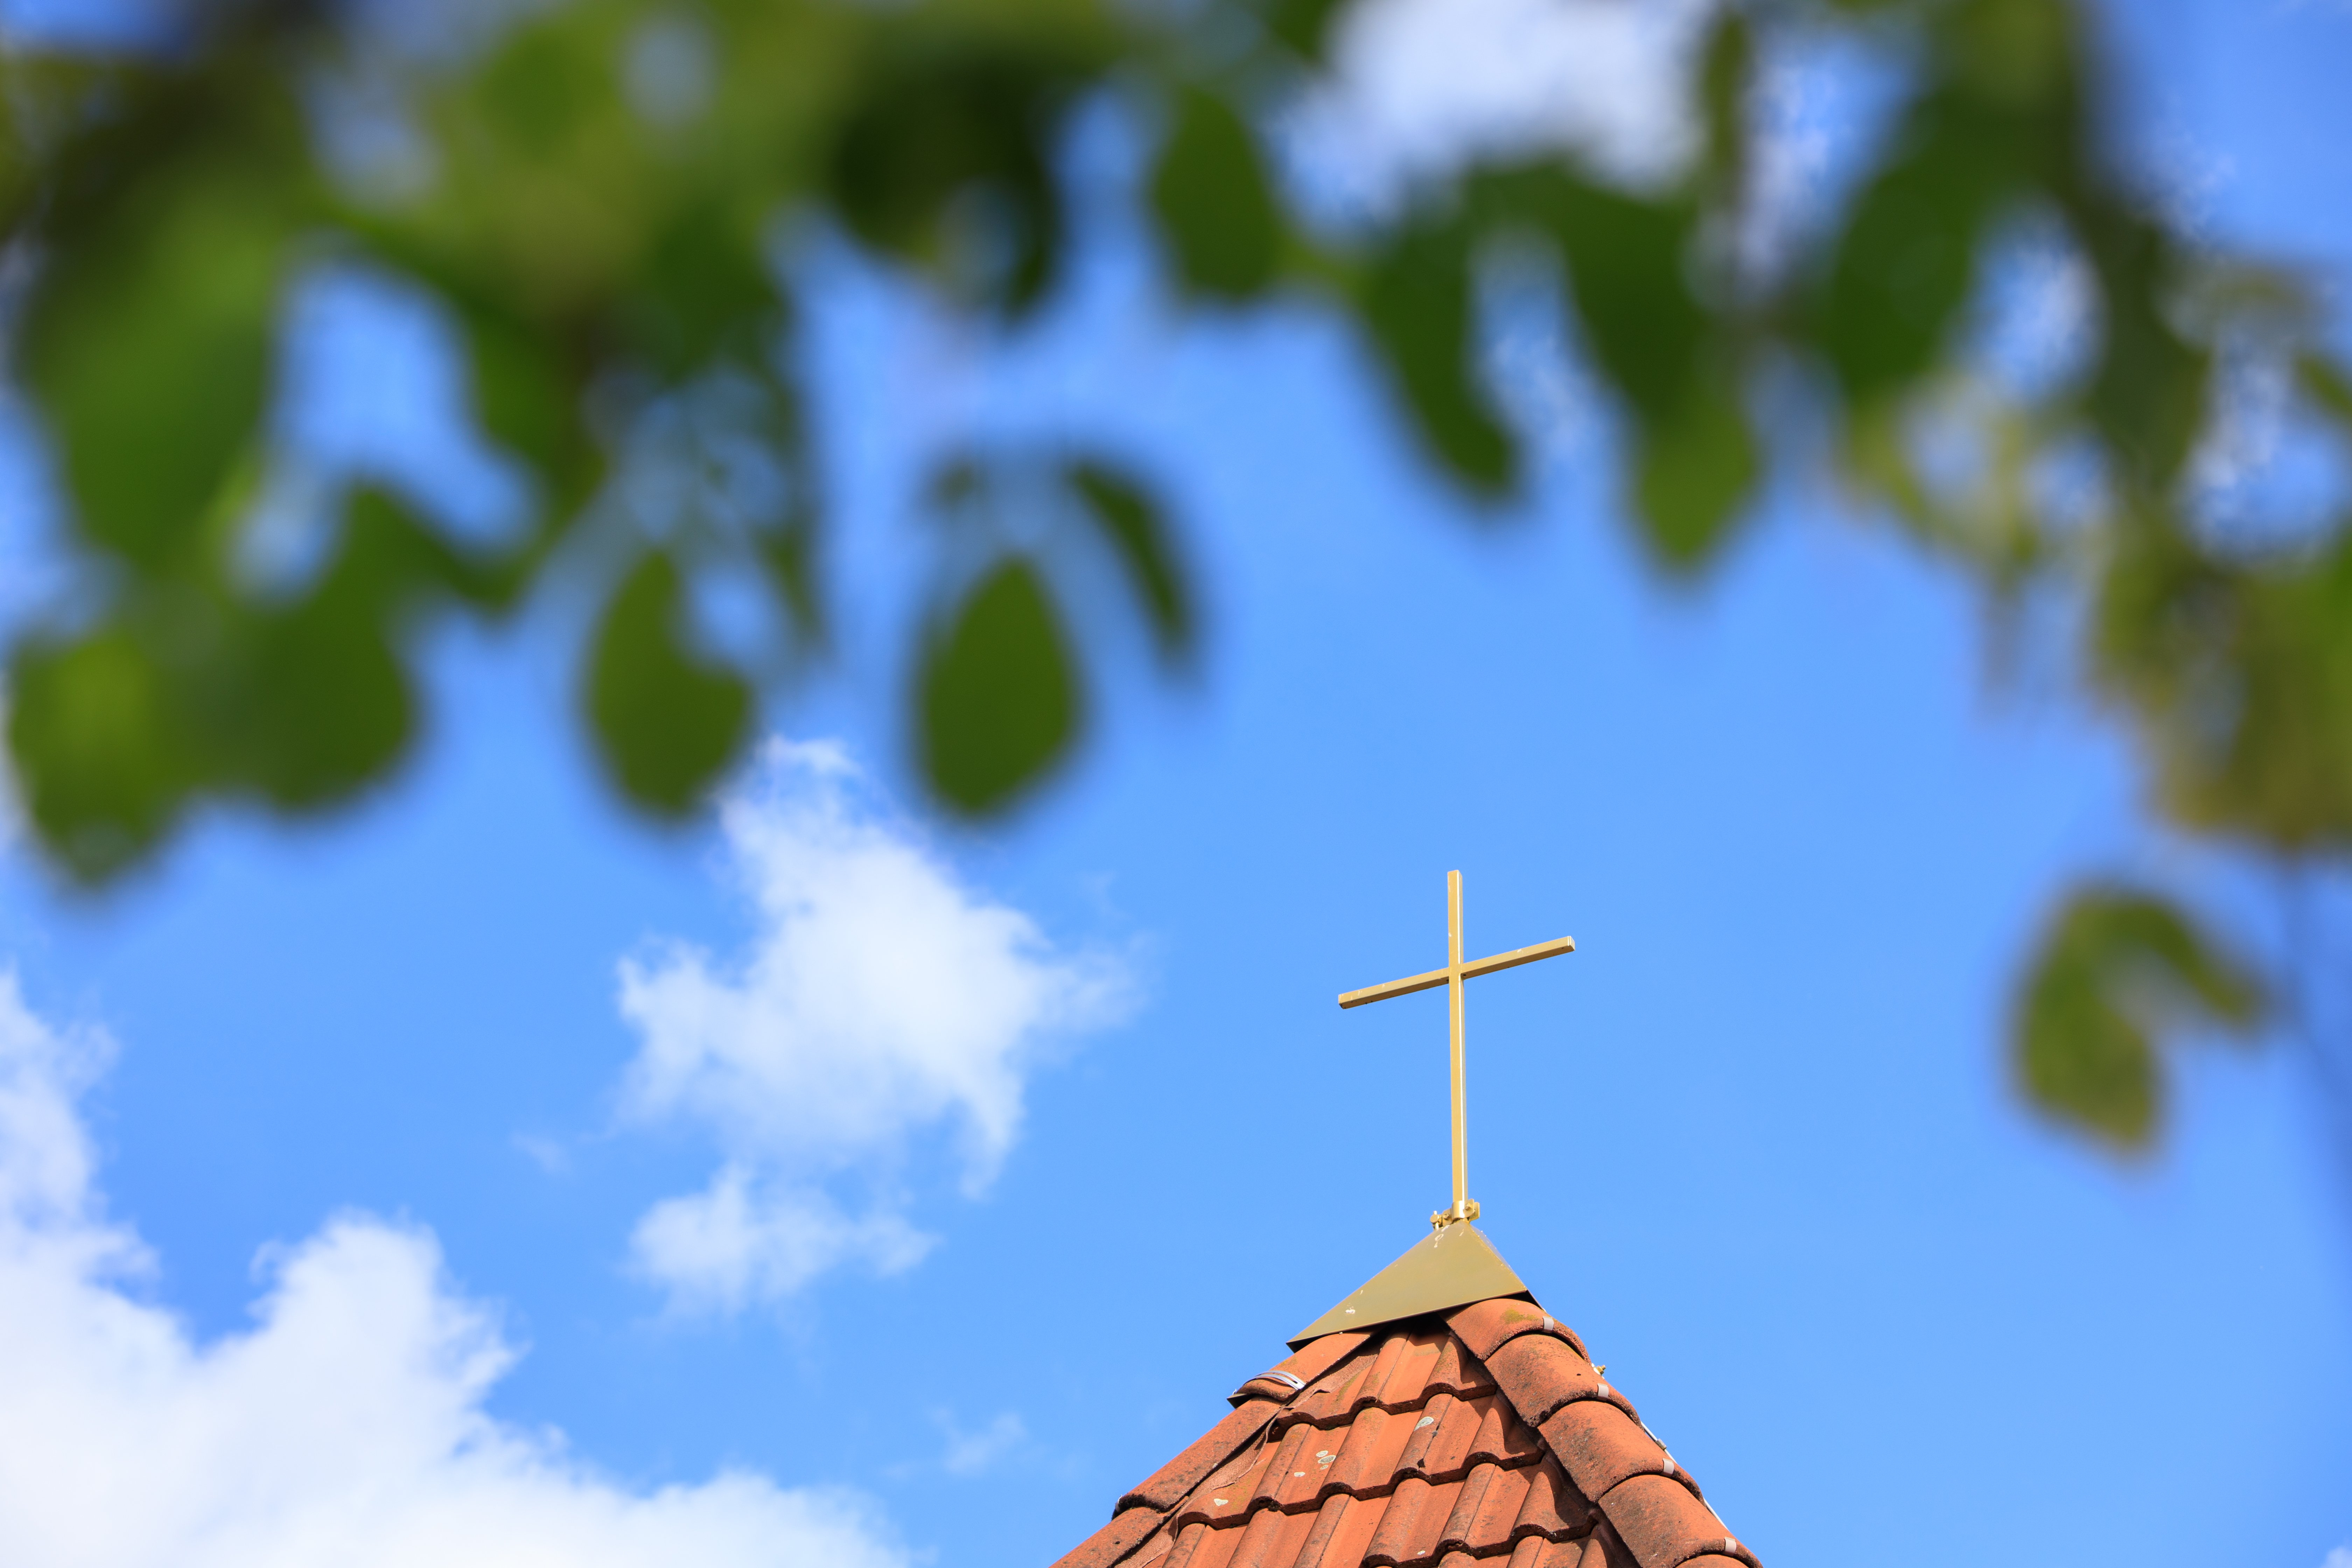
[2,0,2347,1149]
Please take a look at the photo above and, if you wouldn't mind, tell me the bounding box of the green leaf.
[1261,0,1353,60]
[2299,352,2352,430]
[7,622,197,883]
[1631,377,1758,569]
[1497,169,1755,561]
[18,162,290,568]
[625,197,783,376]
[2012,884,2264,1149]
[1359,218,1517,498]
[2093,527,2352,848]
[1815,94,2011,406]
[2077,203,2207,491]
[1149,87,1281,303]
[586,550,753,814]
[1698,11,1752,193]
[827,38,1082,316]
[1065,457,1195,664]
[917,558,1081,814]
[451,293,603,525]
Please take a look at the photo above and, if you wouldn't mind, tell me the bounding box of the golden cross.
[1338,870,1575,1229]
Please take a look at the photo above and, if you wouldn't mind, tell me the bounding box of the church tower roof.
[1049,1256,1759,1568]
[1051,876,1756,1568]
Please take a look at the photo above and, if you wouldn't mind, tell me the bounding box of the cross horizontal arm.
[1336,934,1575,1009]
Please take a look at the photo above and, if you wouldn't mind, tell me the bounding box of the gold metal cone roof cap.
[1287,1223,1532,1349]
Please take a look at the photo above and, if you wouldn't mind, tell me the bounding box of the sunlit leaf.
[1149,87,1280,303]
[2012,884,2263,1148]
[917,558,1080,814]
[2094,528,2352,848]
[586,550,753,814]
[1359,218,1517,498]
[1065,457,1194,664]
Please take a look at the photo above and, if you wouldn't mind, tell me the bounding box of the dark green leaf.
[221,490,424,810]
[917,559,1081,814]
[1149,87,1281,303]
[1498,169,1755,561]
[1359,219,1517,498]
[2300,352,2352,430]
[1631,377,1758,569]
[2012,884,2264,1148]
[1065,457,1195,663]
[586,550,754,814]
[7,623,196,883]
[625,198,783,376]
[18,165,289,568]
[452,294,603,525]
[1815,93,2011,405]
[827,38,1082,316]
[1261,0,1353,60]
[1699,11,1752,193]
[2077,203,2207,490]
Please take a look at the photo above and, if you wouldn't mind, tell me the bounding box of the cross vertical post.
[1339,872,1576,1228]
[1447,869,1468,1224]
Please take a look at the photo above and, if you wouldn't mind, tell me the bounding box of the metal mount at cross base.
[1337,870,1575,1229]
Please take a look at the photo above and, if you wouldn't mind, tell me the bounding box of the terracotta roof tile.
[1055,1292,1752,1568]
[1123,1399,1288,1514]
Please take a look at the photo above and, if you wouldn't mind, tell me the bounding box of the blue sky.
[0,2,2348,1566]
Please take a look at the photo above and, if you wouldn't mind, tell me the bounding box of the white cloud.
[2324,1548,2352,1568]
[935,1410,1026,1478]
[618,738,1132,1310]
[1291,0,1715,208]
[630,1165,935,1312]
[0,971,909,1568]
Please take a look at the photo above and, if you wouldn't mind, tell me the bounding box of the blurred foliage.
[2,0,2348,1148]
[2014,887,2263,1148]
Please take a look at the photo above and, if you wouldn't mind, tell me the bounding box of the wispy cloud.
[935,1410,1027,1478]
[0,971,908,1568]
[617,738,1134,1311]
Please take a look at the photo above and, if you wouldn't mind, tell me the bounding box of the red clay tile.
[1368,1331,1447,1408]
[1231,1500,1320,1568]
[1261,1421,1326,1511]
[1504,1537,1550,1568]
[1124,1399,1287,1513]
[1054,1503,1168,1568]
[1436,1460,1527,1554]
[1485,1335,1615,1427]
[1269,1333,1375,1393]
[1596,1475,1754,1568]
[1291,1493,1358,1568]
[1446,1300,1584,1363]
[1537,1401,1679,1503]
[1363,1476,1441,1566]
[1318,1406,1410,1500]
[1428,1334,1496,1399]
[1576,1521,1640,1568]
[1510,1457,1594,1542]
